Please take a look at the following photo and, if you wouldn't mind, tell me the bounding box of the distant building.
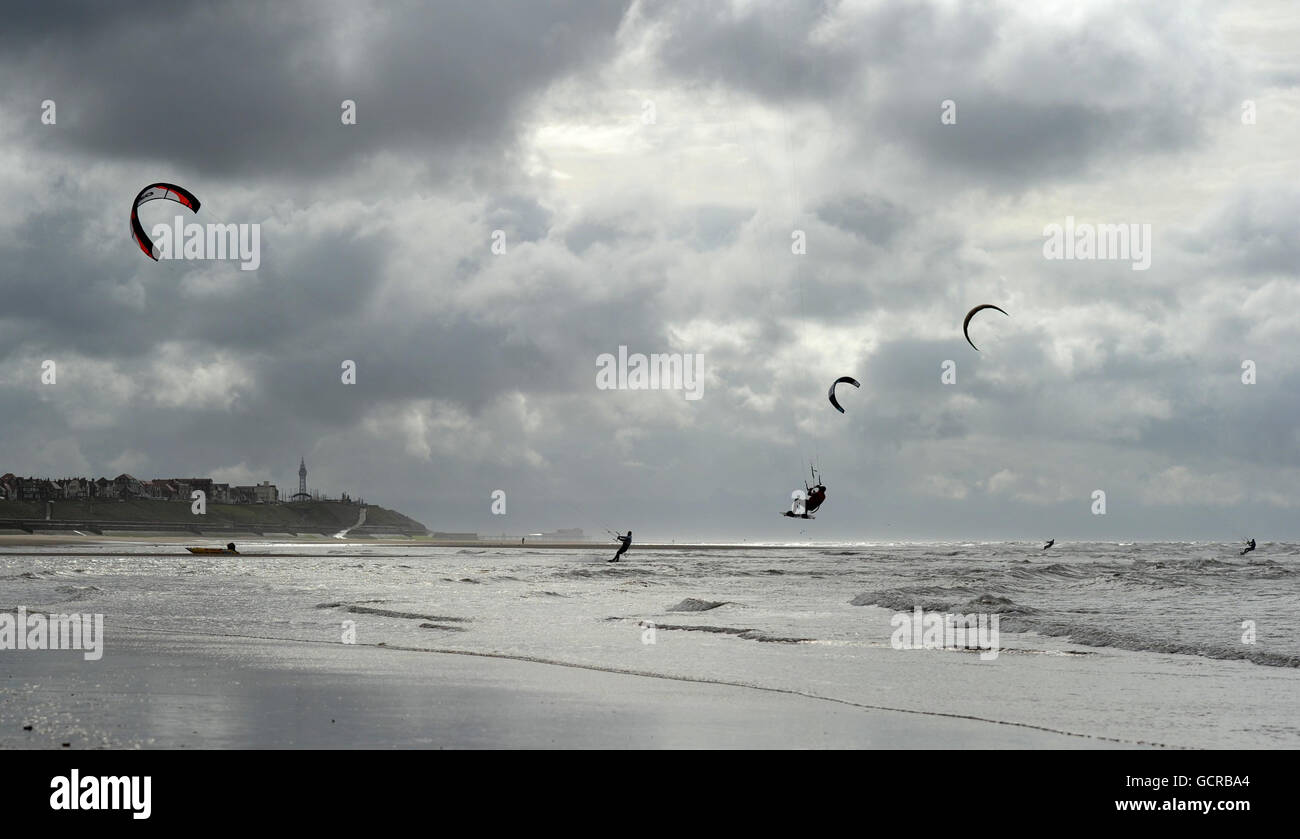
[114,474,143,498]
[290,458,310,501]
[58,478,89,500]
[17,478,56,501]
[532,528,585,541]
[142,480,176,501]
[0,471,284,506]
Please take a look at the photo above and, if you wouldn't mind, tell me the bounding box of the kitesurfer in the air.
[805,482,826,516]
[609,531,632,562]
[1043,539,1054,550]
[1240,538,1256,556]
[784,467,826,519]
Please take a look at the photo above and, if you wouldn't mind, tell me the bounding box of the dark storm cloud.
[643,0,1240,188]
[3,0,632,178]
[0,199,394,360]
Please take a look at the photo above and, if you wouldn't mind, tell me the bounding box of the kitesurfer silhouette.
[1043,539,1054,550]
[609,531,631,562]
[805,483,826,515]
[1240,538,1256,556]
[783,467,826,519]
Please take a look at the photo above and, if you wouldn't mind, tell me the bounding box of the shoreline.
[2,539,1293,748]
[0,628,1139,749]
[4,533,1264,552]
[0,533,852,551]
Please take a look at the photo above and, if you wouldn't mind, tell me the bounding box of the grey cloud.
[645,0,1241,189]
[3,0,632,178]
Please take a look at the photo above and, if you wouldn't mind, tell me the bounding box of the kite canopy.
[130,182,200,260]
[827,376,861,413]
[962,303,1009,351]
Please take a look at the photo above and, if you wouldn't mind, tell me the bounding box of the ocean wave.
[54,585,102,602]
[1005,562,1091,581]
[849,588,1038,616]
[553,566,665,580]
[315,599,387,608]
[850,589,1298,667]
[849,586,973,612]
[317,602,470,623]
[1184,558,1233,571]
[418,622,468,631]
[667,598,729,612]
[645,621,811,644]
[1005,617,1300,668]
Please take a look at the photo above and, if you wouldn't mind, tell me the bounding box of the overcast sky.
[2,0,1298,541]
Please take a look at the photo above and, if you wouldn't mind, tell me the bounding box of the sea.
[2,539,1297,747]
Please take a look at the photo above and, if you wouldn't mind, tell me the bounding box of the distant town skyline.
[0,458,363,506]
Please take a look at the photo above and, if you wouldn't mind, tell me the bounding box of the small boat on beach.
[187,542,240,555]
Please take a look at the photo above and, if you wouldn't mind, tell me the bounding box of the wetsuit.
[610,533,631,562]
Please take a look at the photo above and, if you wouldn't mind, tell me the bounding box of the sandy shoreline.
[0,628,1137,749]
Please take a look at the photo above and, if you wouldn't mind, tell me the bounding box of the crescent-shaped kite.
[827,376,861,413]
[130,182,201,260]
[962,304,1009,351]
